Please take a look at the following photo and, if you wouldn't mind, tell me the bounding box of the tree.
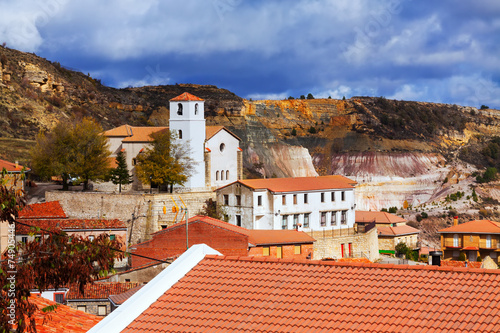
[480,105,489,110]
[31,118,111,190]
[197,198,228,221]
[135,130,195,192]
[300,95,305,100]
[109,150,132,193]
[0,173,123,332]
[307,93,314,100]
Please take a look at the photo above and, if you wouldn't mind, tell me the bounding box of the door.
[468,251,477,262]
[341,244,345,258]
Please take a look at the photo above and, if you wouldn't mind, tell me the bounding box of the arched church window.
[226,170,229,180]
[195,103,198,115]
[220,143,225,152]
[177,103,183,115]
[178,130,182,139]
[221,170,224,181]
[216,171,219,181]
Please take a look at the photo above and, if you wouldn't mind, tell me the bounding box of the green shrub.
[458,252,466,261]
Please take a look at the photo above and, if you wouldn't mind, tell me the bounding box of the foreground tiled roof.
[24,295,102,332]
[16,218,126,234]
[378,225,420,236]
[109,284,144,305]
[169,92,204,101]
[439,219,500,234]
[221,175,357,193]
[355,211,406,224]
[0,158,30,173]
[18,201,67,219]
[67,282,141,300]
[121,255,500,332]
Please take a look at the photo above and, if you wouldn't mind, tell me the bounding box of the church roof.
[105,125,239,142]
[121,127,168,143]
[206,126,241,141]
[170,92,204,101]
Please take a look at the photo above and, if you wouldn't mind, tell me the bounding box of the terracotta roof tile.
[220,175,357,193]
[0,158,30,173]
[18,201,67,219]
[102,124,133,137]
[16,218,126,234]
[109,285,144,305]
[378,225,420,236]
[21,295,101,332]
[439,219,500,234]
[356,211,407,224]
[206,125,241,141]
[121,126,168,143]
[67,282,141,300]
[122,255,500,332]
[169,92,204,101]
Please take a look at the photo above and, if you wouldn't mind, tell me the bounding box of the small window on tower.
[177,103,183,115]
[195,103,199,115]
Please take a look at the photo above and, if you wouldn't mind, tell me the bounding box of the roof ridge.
[203,255,500,274]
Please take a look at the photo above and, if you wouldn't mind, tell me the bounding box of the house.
[216,175,357,230]
[65,282,140,317]
[102,261,171,284]
[439,218,500,263]
[129,215,316,267]
[377,225,420,255]
[30,287,70,305]
[355,210,407,228]
[104,92,242,191]
[90,244,500,332]
[19,295,102,333]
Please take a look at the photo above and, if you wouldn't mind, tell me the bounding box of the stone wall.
[104,263,169,284]
[46,190,215,245]
[307,227,379,262]
[66,300,111,317]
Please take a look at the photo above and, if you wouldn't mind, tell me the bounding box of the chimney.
[453,216,458,226]
[429,251,442,266]
[15,161,18,169]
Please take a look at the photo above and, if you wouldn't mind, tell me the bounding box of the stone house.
[377,225,420,255]
[439,218,500,263]
[103,92,242,191]
[215,175,357,231]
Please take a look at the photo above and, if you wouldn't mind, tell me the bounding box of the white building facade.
[216,176,357,231]
[103,92,241,191]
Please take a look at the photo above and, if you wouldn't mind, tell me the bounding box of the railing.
[443,239,462,248]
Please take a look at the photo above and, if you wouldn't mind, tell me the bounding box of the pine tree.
[109,150,132,193]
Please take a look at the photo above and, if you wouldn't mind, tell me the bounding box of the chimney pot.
[453,216,458,226]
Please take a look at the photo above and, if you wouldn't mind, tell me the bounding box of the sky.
[1,0,499,109]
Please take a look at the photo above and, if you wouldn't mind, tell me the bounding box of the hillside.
[2,46,500,235]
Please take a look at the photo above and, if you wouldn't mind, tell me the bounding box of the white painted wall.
[206,130,239,188]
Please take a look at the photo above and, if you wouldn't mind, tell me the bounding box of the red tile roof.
[220,175,357,193]
[109,284,144,305]
[122,255,500,332]
[169,92,204,101]
[378,225,420,236]
[121,127,168,143]
[439,219,500,234]
[0,158,30,173]
[67,282,141,300]
[102,124,133,137]
[18,201,67,219]
[104,125,237,142]
[16,218,126,234]
[247,229,315,246]
[22,295,102,332]
[356,211,406,224]
[206,125,241,141]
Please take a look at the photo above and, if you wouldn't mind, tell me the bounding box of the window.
[293,194,297,205]
[321,212,326,227]
[22,236,28,243]
[236,195,241,206]
[125,279,130,282]
[109,234,116,241]
[331,211,337,226]
[223,194,229,205]
[282,195,286,205]
[257,195,262,206]
[348,243,353,257]
[341,191,345,201]
[263,247,270,256]
[195,103,198,115]
[236,215,242,227]
[293,214,299,229]
[487,235,492,248]
[178,130,182,139]
[304,193,308,204]
[177,103,183,115]
[98,305,107,316]
[220,143,225,152]
[282,215,288,229]
[216,171,219,181]
[303,214,310,228]
[89,235,95,241]
[331,192,335,201]
[341,211,347,225]
[226,170,229,180]
[132,158,137,166]
[341,244,345,258]
[77,305,86,312]
[277,246,282,259]
[470,235,473,242]
[453,234,459,247]
[54,293,64,304]
[294,245,301,255]
[220,170,224,181]
[321,193,325,202]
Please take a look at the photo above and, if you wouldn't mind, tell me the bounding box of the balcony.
[443,239,462,249]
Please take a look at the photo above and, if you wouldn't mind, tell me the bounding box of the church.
[104,92,242,191]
